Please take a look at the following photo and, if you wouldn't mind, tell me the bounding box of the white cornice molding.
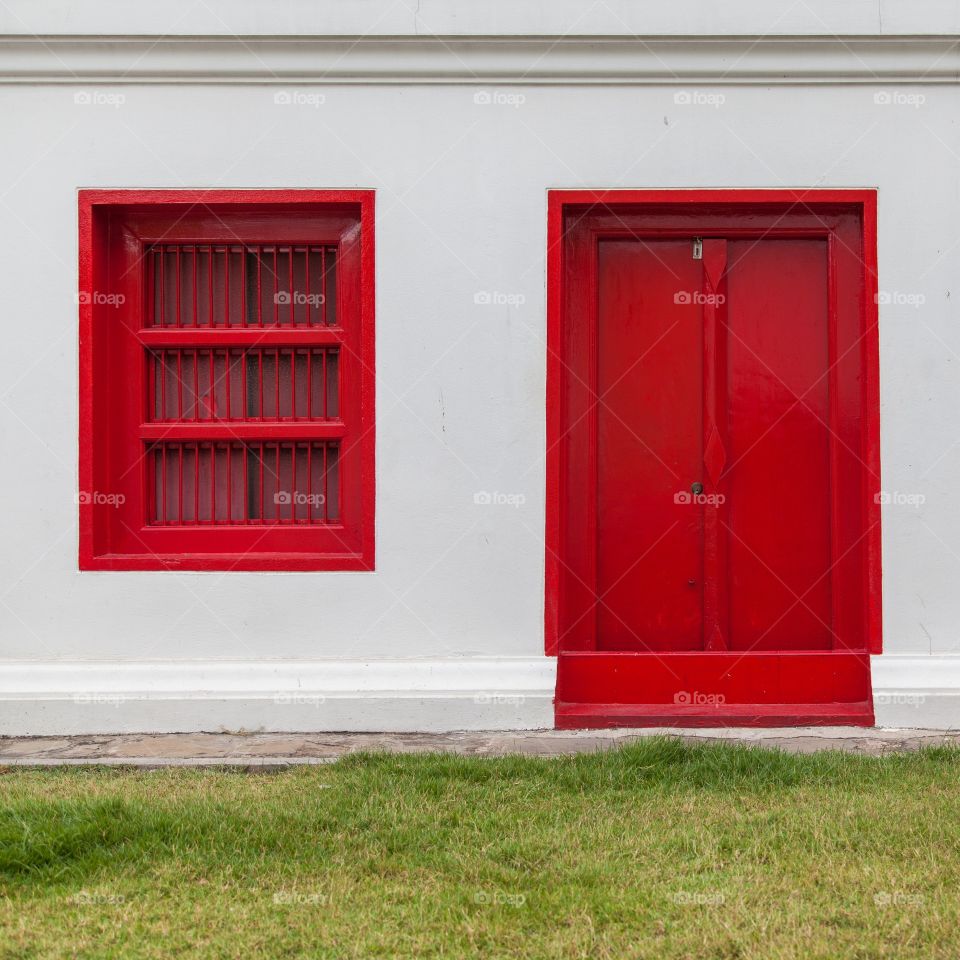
[1,35,959,85]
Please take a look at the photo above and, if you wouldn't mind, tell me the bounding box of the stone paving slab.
[0,727,957,768]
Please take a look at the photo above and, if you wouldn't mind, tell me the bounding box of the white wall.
[0,12,958,730]
[3,0,958,38]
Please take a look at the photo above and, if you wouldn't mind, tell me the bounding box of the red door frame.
[545,189,881,717]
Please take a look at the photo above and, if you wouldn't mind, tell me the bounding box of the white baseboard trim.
[0,654,956,736]
[0,658,557,735]
[871,655,960,728]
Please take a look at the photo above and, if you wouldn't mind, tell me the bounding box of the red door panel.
[725,239,833,650]
[596,240,704,650]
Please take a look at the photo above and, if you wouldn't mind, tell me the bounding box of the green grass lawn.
[1,738,959,958]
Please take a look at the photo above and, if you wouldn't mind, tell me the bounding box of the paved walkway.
[0,727,957,768]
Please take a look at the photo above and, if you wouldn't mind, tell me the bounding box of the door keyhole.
[691,481,704,495]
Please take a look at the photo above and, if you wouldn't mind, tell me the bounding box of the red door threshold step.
[555,651,874,729]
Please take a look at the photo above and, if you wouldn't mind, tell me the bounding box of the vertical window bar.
[161,445,167,523]
[241,246,247,327]
[225,245,231,326]
[160,352,167,420]
[211,442,216,524]
[177,443,183,524]
[258,351,264,420]
[322,349,328,418]
[147,248,156,328]
[242,443,249,524]
[207,350,214,419]
[291,349,297,420]
[305,245,311,327]
[274,443,281,522]
[307,347,314,419]
[208,245,214,328]
[148,351,156,421]
[323,442,329,523]
[227,443,233,523]
[259,442,265,522]
[321,247,327,327]
[289,246,295,326]
[241,350,248,420]
[159,247,166,327]
[290,443,296,523]
[224,350,231,421]
[257,246,263,327]
[193,442,199,523]
[192,245,198,327]
[275,348,280,419]
[307,442,313,523]
[176,351,183,420]
[273,246,279,326]
[175,247,181,328]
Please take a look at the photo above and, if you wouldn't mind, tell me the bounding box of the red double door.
[552,198,879,726]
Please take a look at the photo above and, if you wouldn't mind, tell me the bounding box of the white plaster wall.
[2,83,954,651]
[0,52,958,726]
[0,0,895,39]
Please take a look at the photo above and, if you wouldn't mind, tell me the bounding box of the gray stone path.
[0,727,957,768]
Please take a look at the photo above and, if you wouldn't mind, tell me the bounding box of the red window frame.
[79,189,375,571]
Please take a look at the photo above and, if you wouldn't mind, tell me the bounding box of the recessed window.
[79,191,375,570]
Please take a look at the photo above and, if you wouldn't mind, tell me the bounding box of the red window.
[79,190,375,571]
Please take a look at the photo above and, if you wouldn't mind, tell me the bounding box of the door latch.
[692,237,703,260]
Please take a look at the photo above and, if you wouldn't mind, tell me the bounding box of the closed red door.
[596,239,706,651]
[550,194,880,727]
[597,235,835,653]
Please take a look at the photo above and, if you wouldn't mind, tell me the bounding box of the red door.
[548,192,880,727]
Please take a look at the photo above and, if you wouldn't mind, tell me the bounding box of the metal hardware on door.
[692,237,703,260]
[691,481,704,495]
[687,579,697,588]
